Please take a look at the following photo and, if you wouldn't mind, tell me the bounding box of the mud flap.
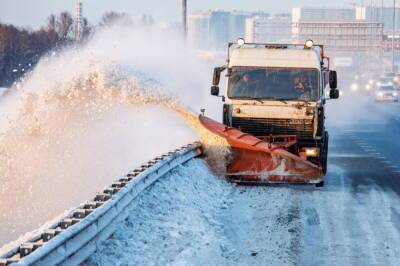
[199,115,323,183]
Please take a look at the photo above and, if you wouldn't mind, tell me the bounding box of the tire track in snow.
[220,186,302,265]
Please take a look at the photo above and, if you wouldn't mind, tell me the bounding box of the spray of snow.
[0,22,227,246]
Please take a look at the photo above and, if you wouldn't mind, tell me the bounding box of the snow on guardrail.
[0,142,202,266]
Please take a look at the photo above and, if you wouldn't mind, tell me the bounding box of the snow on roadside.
[86,159,233,265]
[0,87,7,97]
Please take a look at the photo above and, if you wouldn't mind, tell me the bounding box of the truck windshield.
[228,67,319,101]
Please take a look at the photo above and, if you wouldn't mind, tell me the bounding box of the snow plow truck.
[200,39,339,186]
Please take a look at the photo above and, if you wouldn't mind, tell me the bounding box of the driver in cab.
[293,75,311,100]
[234,73,256,97]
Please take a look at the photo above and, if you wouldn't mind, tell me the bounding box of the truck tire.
[321,132,329,175]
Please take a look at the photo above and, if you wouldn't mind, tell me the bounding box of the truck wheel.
[321,132,329,175]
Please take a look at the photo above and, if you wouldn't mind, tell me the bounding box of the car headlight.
[394,77,399,82]
[365,84,371,90]
[393,92,398,96]
[378,92,384,97]
[369,79,374,85]
[351,84,358,91]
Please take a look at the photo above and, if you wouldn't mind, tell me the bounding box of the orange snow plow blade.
[199,115,323,184]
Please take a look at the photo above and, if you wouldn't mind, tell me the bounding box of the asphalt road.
[87,97,400,265]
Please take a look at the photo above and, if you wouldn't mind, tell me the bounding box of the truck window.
[228,67,319,101]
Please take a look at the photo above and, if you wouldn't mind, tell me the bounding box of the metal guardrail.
[0,142,202,266]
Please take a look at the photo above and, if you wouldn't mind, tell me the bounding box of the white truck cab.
[210,39,339,175]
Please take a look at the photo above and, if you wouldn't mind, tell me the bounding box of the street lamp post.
[393,0,396,72]
[182,0,187,39]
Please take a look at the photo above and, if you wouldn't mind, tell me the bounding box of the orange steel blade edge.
[199,115,323,183]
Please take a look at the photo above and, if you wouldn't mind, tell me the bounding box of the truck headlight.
[378,92,384,97]
[234,107,241,114]
[301,148,319,157]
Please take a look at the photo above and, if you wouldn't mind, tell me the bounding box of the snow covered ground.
[0,87,7,97]
[87,146,400,265]
[86,159,233,265]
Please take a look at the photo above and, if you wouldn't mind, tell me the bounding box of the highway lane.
[216,123,400,265]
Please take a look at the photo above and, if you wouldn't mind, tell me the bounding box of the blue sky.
[0,0,389,29]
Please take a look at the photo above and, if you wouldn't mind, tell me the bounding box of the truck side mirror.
[211,85,220,96]
[211,66,226,97]
[329,70,337,89]
[329,88,339,99]
[213,67,224,86]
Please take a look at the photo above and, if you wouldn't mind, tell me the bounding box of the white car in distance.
[375,83,399,102]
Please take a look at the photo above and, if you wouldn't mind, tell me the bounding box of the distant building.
[209,11,231,49]
[291,7,384,72]
[291,6,383,52]
[292,7,355,23]
[188,12,210,48]
[245,15,292,43]
[229,12,248,41]
[293,21,383,51]
[188,10,256,49]
[356,5,400,30]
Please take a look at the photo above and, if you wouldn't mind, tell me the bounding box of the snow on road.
[0,87,7,96]
[87,153,400,265]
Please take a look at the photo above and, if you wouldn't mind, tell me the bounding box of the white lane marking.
[357,144,369,147]
[369,152,382,156]
[384,164,399,169]
[360,146,374,149]
[359,146,375,150]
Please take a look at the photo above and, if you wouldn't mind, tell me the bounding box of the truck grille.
[231,117,314,139]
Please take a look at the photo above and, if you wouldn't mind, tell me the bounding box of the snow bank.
[86,159,233,265]
[0,87,7,96]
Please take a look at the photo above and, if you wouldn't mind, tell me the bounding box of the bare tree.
[46,14,56,31]
[81,17,91,38]
[56,12,73,40]
[100,12,131,27]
